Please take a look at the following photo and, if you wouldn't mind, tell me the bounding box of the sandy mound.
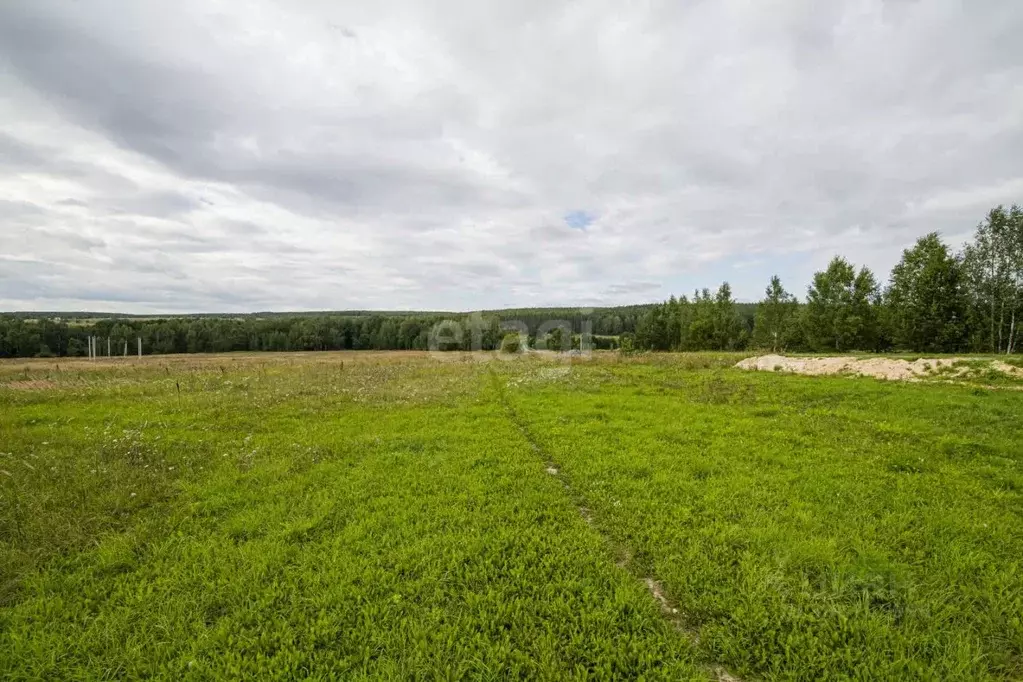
[735,355,966,381]
[991,360,1023,378]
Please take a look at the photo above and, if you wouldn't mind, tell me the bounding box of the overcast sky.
[1,0,1021,313]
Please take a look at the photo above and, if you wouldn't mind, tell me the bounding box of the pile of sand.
[735,355,966,381]
[992,360,1023,378]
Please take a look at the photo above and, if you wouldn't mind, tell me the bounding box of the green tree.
[885,233,966,352]
[538,327,567,351]
[682,289,714,350]
[804,257,881,351]
[500,332,523,354]
[712,283,744,350]
[635,304,672,351]
[618,332,636,354]
[66,337,87,357]
[962,205,1023,353]
[753,276,797,352]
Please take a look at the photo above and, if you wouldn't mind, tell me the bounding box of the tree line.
[633,205,1022,354]
[0,307,641,358]
[1,204,1019,358]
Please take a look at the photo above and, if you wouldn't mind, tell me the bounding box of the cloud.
[0,0,1021,312]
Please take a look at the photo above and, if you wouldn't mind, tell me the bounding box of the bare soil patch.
[991,360,1023,378]
[736,354,967,381]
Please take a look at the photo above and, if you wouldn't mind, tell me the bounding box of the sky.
[1,0,1022,313]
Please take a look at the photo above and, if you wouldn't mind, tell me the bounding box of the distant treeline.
[0,305,675,358]
[2,205,1020,358]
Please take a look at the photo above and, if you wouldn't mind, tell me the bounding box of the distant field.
[1,352,1021,680]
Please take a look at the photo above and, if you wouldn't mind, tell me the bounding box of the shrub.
[500,333,524,354]
[619,333,636,354]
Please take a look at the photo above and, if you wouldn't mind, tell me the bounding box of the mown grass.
[1,352,1021,680]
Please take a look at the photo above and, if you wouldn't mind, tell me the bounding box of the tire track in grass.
[488,371,744,682]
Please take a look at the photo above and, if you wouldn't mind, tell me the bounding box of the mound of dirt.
[991,360,1023,378]
[735,355,966,381]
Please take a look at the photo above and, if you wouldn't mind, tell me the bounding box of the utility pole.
[107,338,111,357]
[138,337,142,359]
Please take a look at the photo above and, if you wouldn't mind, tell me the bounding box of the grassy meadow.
[1,351,1021,680]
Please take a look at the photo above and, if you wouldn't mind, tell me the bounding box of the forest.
[1,204,1020,358]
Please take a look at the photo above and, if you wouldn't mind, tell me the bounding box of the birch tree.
[885,233,966,352]
[804,257,881,352]
[753,276,798,352]
[962,206,1023,353]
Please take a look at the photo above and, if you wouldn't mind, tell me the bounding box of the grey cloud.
[1,0,1022,312]
[0,3,498,218]
[0,200,45,219]
[108,191,203,218]
[31,228,106,252]
[0,133,138,193]
[603,282,661,296]
[0,133,47,169]
[218,220,269,237]
[0,6,233,167]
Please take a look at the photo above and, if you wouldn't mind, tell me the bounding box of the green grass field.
[1,352,1021,680]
